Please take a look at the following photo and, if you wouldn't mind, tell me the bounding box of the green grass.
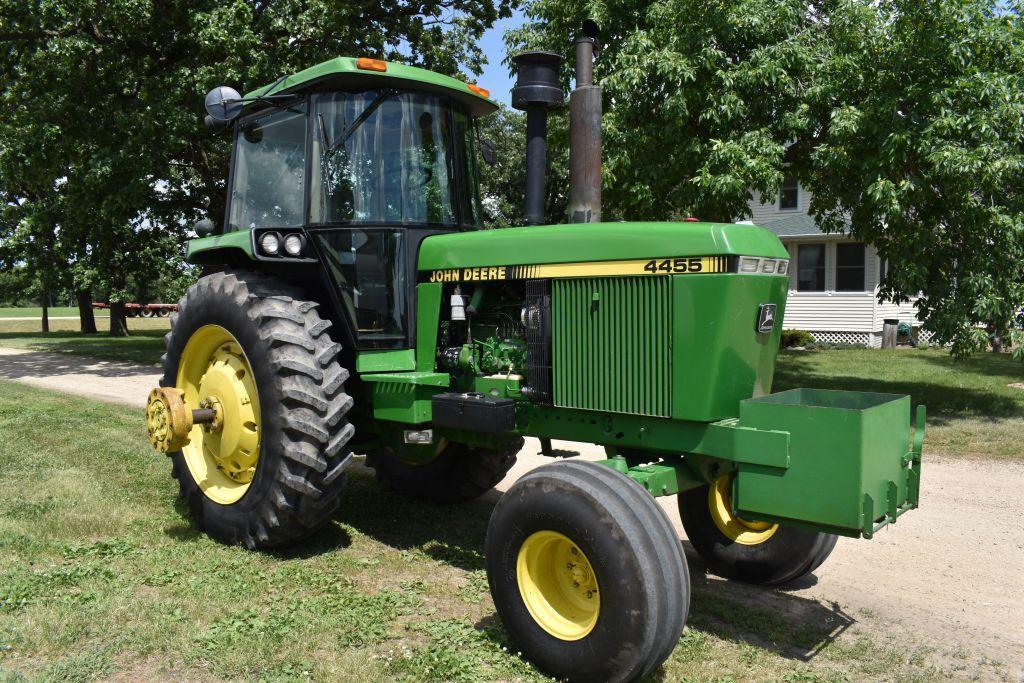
[0,380,993,682]
[775,348,1024,459]
[0,318,168,365]
[0,307,91,319]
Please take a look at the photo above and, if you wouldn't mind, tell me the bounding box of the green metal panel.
[415,283,442,372]
[733,389,918,536]
[672,274,788,421]
[244,57,497,117]
[356,349,416,373]
[417,222,788,271]
[361,371,451,424]
[186,231,255,264]
[553,277,673,417]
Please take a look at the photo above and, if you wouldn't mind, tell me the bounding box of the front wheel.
[679,475,837,585]
[486,461,689,682]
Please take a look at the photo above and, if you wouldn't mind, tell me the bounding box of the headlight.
[259,232,281,256]
[761,259,778,274]
[739,257,760,273]
[283,233,305,257]
[777,260,789,275]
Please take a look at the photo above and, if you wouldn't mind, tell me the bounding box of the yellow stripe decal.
[422,256,736,283]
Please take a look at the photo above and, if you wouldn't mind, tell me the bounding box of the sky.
[475,8,527,105]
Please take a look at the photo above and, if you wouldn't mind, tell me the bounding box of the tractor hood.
[417,222,788,273]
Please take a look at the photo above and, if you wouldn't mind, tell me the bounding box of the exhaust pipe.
[511,51,564,226]
[569,20,602,224]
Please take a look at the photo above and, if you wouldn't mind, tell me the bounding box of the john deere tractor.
[145,25,925,682]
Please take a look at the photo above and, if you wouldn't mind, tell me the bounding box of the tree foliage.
[803,0,1024,356]
[0,0,515,333]
[510,0,1024,354]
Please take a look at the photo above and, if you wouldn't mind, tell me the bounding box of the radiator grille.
[552,277,673,417]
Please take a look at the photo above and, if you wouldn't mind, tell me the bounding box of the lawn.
[0,380,960,682]
[775,348,1024,459]
[0,318,169,366]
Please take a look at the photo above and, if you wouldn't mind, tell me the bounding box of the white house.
[744,174,924,347]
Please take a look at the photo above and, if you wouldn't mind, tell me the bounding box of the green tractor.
[145,27,925,682]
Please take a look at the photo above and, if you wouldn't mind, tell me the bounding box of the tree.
[507,0,821,222]
[511,0,1024,354]
[801,0,1024,356]
[1,0,518,335]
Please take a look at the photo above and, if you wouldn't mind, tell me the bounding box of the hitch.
[145,387,221,453]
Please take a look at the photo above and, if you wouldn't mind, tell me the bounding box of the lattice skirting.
[808,331,872,346]
[809,328,936,348]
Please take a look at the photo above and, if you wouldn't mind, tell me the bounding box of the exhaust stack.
[569,20,602,223]
[511,51,564,226]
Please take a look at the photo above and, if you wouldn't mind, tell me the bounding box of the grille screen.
[552,277,673,417]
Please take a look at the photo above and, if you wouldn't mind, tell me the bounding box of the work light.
[283,233,305,257]
[259,232,281,256]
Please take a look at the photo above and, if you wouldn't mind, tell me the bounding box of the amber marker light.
[355,58,387,72]
[468,84,490,98]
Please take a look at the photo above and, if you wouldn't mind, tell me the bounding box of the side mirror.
[204,86,244,122]
[194,218,216,237]
[480,137,498,166]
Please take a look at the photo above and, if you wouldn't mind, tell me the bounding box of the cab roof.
[244,57,499,118]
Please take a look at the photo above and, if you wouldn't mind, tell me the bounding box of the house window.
[779,173,799,210]
[879,257,888,285]
[797,244,825,291]
[836,242,867,291]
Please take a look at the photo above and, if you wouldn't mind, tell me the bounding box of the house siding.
[748,185,921,346]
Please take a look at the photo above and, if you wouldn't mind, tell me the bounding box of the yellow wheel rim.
[516,531,600,641]
[708,475,779,545]
[176,325,261,505]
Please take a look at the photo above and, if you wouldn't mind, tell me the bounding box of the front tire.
[486,461,689,682]
[366,438,521,503]
[679,475,837,585]
[162,270,354,549]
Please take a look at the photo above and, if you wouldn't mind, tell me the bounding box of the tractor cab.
[197,58,497,350]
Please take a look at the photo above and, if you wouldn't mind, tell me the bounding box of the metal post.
[569,29,602,224]
[511,51,564,227]
[524,105,549,226]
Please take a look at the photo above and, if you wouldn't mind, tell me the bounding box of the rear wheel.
[161,270,354,549]
[679,475,837,585]
[366,437,521,502]
[486,460,689,682]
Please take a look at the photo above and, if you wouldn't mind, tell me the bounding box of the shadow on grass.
[336,464,855,664]
[334,463,495,572]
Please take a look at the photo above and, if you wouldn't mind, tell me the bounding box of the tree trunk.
[76,290,97,334]
[41,291,49,333]
[109,301,130,337]
[992,334,1004,353]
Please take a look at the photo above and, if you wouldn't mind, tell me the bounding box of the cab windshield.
[310,91,480,227]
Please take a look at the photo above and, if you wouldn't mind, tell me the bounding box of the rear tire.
[366,438,521,503]
[679,475,837,585]
[162,270,354,549]
[486,460,689,682]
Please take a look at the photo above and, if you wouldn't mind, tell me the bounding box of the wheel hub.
[194,342,259,484]
[517,531,600,641]
[708,474,779,545]
[171,325,262,505]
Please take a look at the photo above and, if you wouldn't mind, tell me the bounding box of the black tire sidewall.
[679,484,833,585]
[486,475,653,681]
[163,285,289,543]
